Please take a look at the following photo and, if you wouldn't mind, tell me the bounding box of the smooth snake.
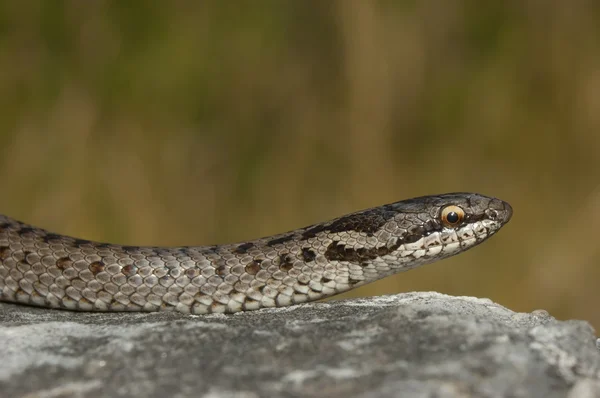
[0,192,512,314]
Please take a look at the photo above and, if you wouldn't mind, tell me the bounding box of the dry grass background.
[1,1,599,328]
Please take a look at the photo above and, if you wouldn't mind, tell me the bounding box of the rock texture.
[1,292,599,398]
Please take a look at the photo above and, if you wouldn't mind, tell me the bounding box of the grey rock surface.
[1,292,599,398]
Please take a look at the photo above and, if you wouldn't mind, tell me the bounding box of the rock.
[0,292,599,398]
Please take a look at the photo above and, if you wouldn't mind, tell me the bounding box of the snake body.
[0,193,512,314]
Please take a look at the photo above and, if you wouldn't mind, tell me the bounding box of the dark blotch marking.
[279,254,294,272]
[234,242,254,254]
[89,261,104,275]
[74,239,91,247]
[302,207,397,239]
[320,276,332,283]
[17,227,35,236]
[324,239,403,263]
[403,234,421,244]
[0,246,10,260]
[301,248,316,262]
[245,261,261,275]
[56,257,73,269]
[267,234,295,247]
[216,265,227,277]
[121,264,136,276]
[42,233,64,243]
[465,212,485,223]
[348,277,362,285]
[18,251,33,266]
[424,219,440,233]
[301,224,327,240]
[407,225,426,237]
[404,221,444,243]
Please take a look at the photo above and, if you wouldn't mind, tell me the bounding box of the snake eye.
[440,205,465,228]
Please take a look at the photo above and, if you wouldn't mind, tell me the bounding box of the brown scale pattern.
[0,193,512,314]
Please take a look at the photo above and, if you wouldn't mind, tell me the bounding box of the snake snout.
[504,201,513,222]
[496,200,513,224]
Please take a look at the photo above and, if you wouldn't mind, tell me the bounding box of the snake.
[0,192,512,314]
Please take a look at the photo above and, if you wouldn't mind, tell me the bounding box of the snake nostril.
[486,209,498,220]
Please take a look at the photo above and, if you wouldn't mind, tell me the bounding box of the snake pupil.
[446,212,459,224]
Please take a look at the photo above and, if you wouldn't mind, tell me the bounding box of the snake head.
[380,192,513,267]
[313,192,512,270]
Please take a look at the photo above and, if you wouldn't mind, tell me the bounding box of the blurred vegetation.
[1,1,599,329]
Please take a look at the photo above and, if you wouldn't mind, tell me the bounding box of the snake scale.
[0,193,512,314]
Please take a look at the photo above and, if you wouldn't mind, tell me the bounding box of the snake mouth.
[397,221,498,253]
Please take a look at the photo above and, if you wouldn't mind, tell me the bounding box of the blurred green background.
[1,2,599,328]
